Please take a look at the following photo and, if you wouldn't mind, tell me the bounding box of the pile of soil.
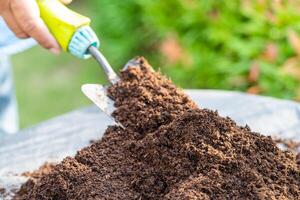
[15,163,55,198]
[21,163,54,179]
[14,57,300,200]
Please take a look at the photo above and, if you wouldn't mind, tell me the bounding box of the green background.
[12,0,300,128]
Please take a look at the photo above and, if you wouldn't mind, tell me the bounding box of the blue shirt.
[0,17,36,134]
[0,17,36,56]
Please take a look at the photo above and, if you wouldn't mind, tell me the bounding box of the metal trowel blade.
[81,84,124,128]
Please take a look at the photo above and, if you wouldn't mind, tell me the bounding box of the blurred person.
[0,0,72,134]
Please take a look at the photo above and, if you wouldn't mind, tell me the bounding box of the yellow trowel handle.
[36,0,91,51]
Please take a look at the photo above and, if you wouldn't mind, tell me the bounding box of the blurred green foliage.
[91,0,300,99]
[11,0,300,127]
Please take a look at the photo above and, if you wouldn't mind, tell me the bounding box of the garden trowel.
[80,58,138,129]
[37,0,123,127]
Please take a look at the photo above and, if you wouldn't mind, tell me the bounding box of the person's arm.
[0,0,72,54]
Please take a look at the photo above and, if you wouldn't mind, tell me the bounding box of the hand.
[0,0,72,54]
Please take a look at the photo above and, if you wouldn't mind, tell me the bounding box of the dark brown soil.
[107,57,197,134]
[21,163,54,179]
[14,57,300,200]
[15,163,55,198]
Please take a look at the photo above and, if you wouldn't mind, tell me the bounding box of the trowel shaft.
[88,46,119,84]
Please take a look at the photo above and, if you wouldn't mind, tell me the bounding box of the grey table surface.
[1,89,300,198]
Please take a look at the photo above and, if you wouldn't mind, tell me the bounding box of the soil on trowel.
[14,57,300,200]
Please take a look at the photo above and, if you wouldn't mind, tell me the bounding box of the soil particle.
[14,57,300,200]
[275,138,300,152]
[0,187,7,198]
[0,187,5,194]
[275,138,300,166]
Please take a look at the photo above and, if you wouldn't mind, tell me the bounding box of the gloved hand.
[0,0,72,54]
